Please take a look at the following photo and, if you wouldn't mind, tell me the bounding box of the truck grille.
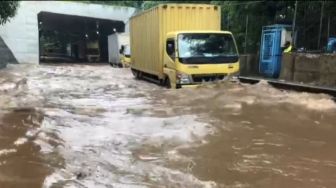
[192,74,226,83]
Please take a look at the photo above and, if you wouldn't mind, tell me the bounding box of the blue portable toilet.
[327,37,336,53]
[259,25,292,78]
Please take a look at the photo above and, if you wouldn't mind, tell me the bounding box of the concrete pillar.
[279,53,295,81]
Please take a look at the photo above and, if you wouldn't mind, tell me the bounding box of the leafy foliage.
[83,1,336,51]
[0,1,19,25]
[87,1,144,9]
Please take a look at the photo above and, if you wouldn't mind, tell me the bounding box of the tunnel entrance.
[38,12,124,64]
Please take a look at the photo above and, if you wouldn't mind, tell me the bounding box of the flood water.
[1,64,336,188]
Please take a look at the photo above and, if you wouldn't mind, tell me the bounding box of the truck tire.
[165,77,171,89]
[131,69,141,79]
[131,68,137,77]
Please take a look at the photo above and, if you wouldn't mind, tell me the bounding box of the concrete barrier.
[279,53,295,81]
[279,53,336,87]
[318,54,336,87]
[320,54,336,73]
[294,54,321,72]
[240,52,336,88]
[239,54,259,76]
[293,54,321,84]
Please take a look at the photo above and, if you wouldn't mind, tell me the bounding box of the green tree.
[86,1,336,51]
[87,1,211,10]
[142,1,211,10]
[88,1,144,9]
[0,1,19,25]
[215,1,297,53]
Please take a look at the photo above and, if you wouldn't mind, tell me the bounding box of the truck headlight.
[177,72,191,84]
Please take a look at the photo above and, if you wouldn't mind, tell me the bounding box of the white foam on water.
[4,64,335,188]
[284,93,336,110]
[243,83,336,111]
[13,137,28,146]
[0,83,16,91]
[39,106,216,187]
[0,149,17,157]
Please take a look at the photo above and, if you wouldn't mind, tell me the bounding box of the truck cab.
[119,44,131,67]
[163,31,240,88]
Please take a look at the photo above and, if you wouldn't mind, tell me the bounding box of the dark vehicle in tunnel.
[86,40,100,62]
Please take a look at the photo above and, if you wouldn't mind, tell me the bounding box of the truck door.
[163,38,177,88]
[164,38,176,68]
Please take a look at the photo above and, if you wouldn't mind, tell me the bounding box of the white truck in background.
[108,33,131,67]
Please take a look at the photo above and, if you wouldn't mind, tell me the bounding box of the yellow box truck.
[130,4,239,88]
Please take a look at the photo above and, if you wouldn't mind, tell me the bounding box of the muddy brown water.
[0,64,336,188]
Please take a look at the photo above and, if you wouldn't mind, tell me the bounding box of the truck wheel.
[165,77,171,89]
[131,69,141,79]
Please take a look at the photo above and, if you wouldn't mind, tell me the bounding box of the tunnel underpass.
[38,12,125,64]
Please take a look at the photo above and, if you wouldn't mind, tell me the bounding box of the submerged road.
[1,64,336,188]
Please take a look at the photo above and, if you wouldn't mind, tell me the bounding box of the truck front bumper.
[179,84,199,88]
[176,72,239,88]
[178,73,239,89]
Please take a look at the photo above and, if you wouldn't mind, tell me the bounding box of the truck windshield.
[178,33,238,64]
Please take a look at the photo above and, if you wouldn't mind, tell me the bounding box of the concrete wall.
[0,36,18,68]
[0,1,135,64]
[279,53,336,87]
[240,53,336,88]
[239,54,260,76]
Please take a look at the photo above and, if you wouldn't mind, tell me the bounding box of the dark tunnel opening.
[37,12,125,64]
